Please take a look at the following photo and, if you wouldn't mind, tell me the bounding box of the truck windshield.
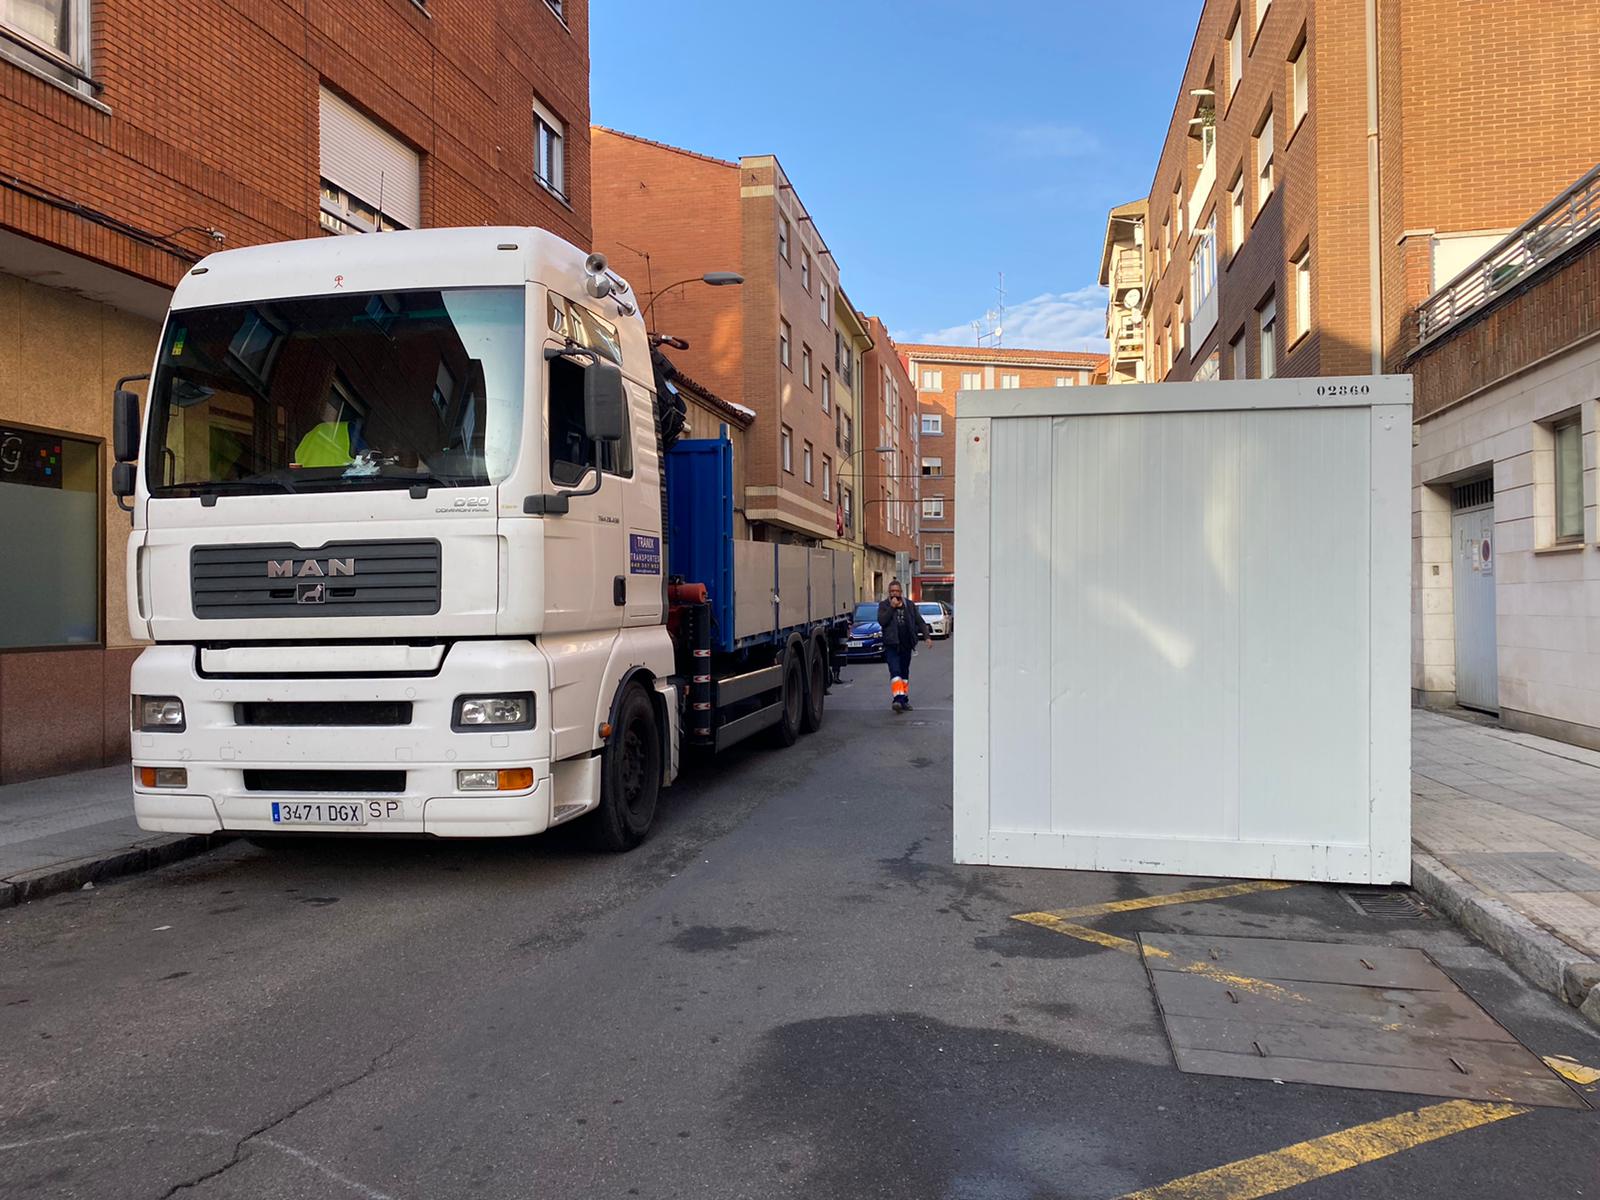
[146,287,524,495]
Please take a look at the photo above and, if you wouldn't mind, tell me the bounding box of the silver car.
[917,601,951,639]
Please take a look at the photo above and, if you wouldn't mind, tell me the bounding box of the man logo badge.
[296,581,327,605]
[268,558,355,578]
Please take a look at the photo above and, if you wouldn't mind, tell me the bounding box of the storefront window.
[0,427,100,647]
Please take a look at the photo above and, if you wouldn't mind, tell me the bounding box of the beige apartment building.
[1100,200,1149,384]
[592,128,845,546]
[830,288,875,599]
[896,344,1107,605]
[1128,0,1600,385]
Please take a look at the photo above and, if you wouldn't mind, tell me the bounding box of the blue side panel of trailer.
[665,437,737,653]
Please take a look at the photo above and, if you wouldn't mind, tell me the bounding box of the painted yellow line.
[1543,1054,1600,1086]
[1011,912,1141,953]
[1042,879,1298,923]
[1116,1100,1527,1200]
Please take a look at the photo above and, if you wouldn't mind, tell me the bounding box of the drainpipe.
[1365,0,1384,375]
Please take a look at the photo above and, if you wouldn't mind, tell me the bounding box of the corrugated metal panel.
[319,87,421,230]
[665,438,736,651]
[956,375,1413,884]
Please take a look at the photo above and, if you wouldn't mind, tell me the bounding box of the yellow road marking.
[1011,912,1142,953]
[1115,1100,1528,1200]
[1041,879,1298,923]
[1543,1054,1600,1086]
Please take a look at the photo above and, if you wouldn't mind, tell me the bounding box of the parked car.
[918,601,952,638]
[843,602,885,661]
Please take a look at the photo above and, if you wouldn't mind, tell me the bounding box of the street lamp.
[640,272,744,330]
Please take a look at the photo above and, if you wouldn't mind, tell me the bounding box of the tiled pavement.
[1413,708,1600,1018]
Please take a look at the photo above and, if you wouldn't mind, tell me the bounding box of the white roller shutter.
[318,87,421,230]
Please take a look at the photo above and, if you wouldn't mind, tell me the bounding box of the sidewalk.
[0,766,224,908]
[1412,708,1600,1024]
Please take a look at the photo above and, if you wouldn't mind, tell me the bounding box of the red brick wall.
[1409,239,1600,421]
[861,318,918,557]
[0,0,591,287]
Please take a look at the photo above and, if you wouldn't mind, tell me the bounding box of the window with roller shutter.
[318,87,421,235]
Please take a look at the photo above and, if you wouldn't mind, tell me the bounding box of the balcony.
[1113,249,1144,291]
[1416,163,1600,345]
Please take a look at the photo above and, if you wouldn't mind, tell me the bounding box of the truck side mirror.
[112,461,136,499]
[113,388,141,462]
[584,358,627,445]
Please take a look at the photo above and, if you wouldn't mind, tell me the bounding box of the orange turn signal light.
[139,766,188,788]
[497,768,534,791]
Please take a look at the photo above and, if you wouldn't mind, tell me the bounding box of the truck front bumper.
[129,641,554,838]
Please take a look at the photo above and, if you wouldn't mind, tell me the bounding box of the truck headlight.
[135,696,186,731]
[452,694,535,731]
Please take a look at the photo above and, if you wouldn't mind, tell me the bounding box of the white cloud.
[898,286,1109,353]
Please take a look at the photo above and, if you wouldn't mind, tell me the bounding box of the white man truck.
[112,227,852,850]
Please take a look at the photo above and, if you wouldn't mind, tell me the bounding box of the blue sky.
[591,1,1202,351]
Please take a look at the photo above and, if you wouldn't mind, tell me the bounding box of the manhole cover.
[1340,888,1428,919]
[1141,933,1583,1108]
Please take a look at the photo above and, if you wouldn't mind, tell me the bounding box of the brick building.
[1130,0,1600,384]
[591,128,847,549]
[860,318,920,598]
[896,344,1107,606]
[0,0,590,782]
[1409,165,1600,747]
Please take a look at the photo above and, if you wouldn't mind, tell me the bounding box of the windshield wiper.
[175,477,300,499]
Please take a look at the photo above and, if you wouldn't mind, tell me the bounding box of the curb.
[0,833,232,910]
[1412,849,1600,1026]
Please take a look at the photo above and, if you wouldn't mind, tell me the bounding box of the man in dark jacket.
[877,579,932,712]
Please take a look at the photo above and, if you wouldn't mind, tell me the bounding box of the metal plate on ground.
[1141,933,1585,1109]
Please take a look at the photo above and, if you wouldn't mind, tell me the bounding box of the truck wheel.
[589,685,661,852]
[769,646,804,748]
[800,637,827,734]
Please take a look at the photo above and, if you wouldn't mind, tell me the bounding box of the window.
[842,487,854,533]
[1255,107,1275,209]
[803,441,813,484]
[1191,215,1218,311]
[1293,249,1311,340]
[1000,373,1021,389]
[802,343,813,388]
[841,411,853,455]
[1258,295,1277,379]
[821,368,832,413]
[1255,0,1271,34]
[0,426,100,647]
[1555,417,1584,541]
[922,457,943,477]
[1055,376,1074,387]
[922,413,943,435]
[0,0,91,95]
[822,455,832,500]
[319,88,421,233]
[820,280,830,326]
[1174,182,1185,239]
[1194,351,1221,382]
[921,369,943,391]
[924,542,944,567]
[1172,296,1185,360]
[960,371,982,390]
[1230,329,1248,379]
[1290,36,1309,129]
[532,96,566,199]
[544,0,564,18]
[549,351,632,485]
[1227,11,1242,99]
[780,319,792,369]
[1229,171,1245,256]
[779,214,791,262]
[801,251,812,293]
[923,496,945,520]
[781,426,793,472]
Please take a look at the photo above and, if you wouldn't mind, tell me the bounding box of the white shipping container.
[953,377,1413,884]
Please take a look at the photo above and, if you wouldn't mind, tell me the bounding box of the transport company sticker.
[629,533,662,575]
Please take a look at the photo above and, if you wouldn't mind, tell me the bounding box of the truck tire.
[769,645,804,748]
[800,636,827,734]
[588,685,661,852]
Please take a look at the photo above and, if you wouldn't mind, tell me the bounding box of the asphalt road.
[3,642,1598,1199]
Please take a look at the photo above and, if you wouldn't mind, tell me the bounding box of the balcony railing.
[1416,162,1600,346]
[1113,249,1144,290]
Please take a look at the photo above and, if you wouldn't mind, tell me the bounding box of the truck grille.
[234,701,413,727]
[190,540,441,619]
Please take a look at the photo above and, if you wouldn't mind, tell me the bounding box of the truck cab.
[120,228,679,847]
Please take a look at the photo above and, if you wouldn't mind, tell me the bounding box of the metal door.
[1451,496,1498,713]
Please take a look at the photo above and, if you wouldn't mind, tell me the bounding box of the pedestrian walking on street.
[878,579,932,713]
